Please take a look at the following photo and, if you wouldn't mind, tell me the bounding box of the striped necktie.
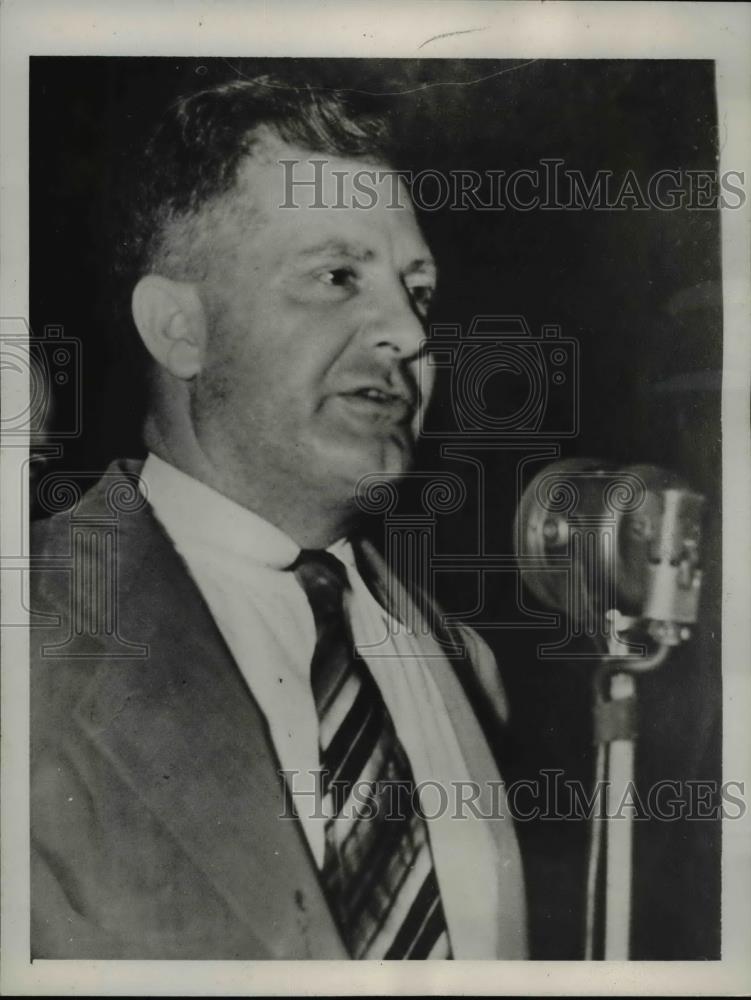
[291,548,453,960]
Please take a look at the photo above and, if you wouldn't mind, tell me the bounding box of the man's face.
[191,138,437,502]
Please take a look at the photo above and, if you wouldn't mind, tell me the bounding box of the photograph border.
[2,1,749,994]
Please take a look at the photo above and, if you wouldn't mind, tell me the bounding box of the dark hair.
[121,76,396,281]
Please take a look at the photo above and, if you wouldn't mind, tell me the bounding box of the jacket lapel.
[73,466,347,958]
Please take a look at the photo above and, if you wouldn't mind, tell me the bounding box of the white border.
[2,1,750,995]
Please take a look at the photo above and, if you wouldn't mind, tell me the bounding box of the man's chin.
[311,435,413,497]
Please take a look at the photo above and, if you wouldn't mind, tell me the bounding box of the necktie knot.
[290,549,350,625]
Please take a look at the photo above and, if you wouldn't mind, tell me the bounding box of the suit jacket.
[30,460,528,959]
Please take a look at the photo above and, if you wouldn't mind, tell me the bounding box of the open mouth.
[338,387,414,423]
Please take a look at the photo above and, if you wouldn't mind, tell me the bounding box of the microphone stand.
[584,611,671,960]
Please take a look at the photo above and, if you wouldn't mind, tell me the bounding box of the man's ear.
[131,275,208,380]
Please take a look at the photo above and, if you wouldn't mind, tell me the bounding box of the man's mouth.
[337,386,415,424]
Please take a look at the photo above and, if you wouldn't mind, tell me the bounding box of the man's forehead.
[231,140,434,267]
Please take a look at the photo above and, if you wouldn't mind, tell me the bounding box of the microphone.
[514,459,706,960]
[513,458,705,649]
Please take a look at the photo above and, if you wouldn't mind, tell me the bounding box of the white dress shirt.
[139,453,502,958]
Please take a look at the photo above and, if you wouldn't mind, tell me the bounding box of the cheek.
[203,332,327,426]
[204,280,358,406]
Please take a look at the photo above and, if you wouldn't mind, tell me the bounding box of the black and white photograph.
[1,1,749,995]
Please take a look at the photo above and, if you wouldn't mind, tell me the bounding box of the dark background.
[30,57,722,959]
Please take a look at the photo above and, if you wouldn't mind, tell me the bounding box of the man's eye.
[318,266,358,288]
[408,284,435,316]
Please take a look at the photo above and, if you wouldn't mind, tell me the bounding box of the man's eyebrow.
[293,240,437,277]
[404,258,437,279]
[294,240,375,262]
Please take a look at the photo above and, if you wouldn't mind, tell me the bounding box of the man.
[30,78,527,959]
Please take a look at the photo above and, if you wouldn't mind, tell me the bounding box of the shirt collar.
[140,453,357,571]
[327,536,357,570]
[140,453,307,570]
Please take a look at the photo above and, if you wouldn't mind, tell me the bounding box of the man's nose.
[363,283,427,361]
